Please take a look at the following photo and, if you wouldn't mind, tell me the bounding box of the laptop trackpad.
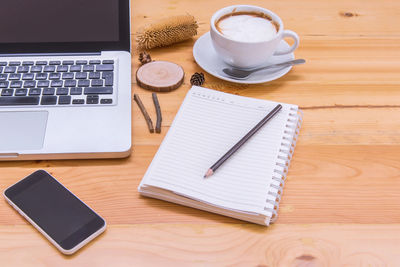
[0,111,48,151]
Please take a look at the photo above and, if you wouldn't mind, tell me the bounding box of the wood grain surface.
[1,0,400,266]
[136,61,185,92]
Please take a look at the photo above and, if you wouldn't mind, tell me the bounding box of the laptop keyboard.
[0,59,115,106]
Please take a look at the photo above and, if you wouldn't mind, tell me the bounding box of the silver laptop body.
[0,0,131,160]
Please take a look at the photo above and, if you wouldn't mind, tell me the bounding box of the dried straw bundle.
[136,15,198,50]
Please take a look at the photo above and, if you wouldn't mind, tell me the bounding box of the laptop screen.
[0,0,130,53]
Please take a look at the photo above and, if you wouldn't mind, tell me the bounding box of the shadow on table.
[206,73,302,94]
[140,196,271,233]
[0,156,131,169]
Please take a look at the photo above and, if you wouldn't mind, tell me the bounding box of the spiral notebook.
[138,86,302,226]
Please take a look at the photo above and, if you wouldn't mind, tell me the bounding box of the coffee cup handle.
[273,30,299,56]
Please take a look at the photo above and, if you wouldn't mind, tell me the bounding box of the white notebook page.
[142,86,297,214]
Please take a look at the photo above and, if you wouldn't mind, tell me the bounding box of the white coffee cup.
[210,5,299,69]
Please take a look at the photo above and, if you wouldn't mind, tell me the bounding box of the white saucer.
[193,32,295,84]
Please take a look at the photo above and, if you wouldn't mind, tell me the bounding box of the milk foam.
[218,15,277,42]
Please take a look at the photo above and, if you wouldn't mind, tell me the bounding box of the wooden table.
[1,0,400,265]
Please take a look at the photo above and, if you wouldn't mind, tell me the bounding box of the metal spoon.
[222,59,306,80]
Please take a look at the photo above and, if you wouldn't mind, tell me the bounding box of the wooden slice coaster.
[136,60,184,92]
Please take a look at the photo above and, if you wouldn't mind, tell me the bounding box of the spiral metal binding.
[264,107,303,223]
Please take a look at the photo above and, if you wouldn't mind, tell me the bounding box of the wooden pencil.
[203,104,282,178]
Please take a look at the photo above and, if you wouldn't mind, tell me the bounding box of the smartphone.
[4,170,106,255]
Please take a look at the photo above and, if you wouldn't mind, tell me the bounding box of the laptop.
[0,0,131,160]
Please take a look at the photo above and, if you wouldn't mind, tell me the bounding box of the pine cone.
[190,72,205,86]
[139,51,152,65]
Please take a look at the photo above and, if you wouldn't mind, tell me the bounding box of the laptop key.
[91,79,103,86]
[70,87,82,95]
[0,74,7,80]
[15,89,28,96]
[49,73,61,80]
[36,73,48,80]
[4,66,16,73]
[43,88,55,95]
[22,73,34,80]
[49,61,61,65]
[86,95,99,104]
[36,61,48,65]
[83,65,95,72]
[51,80,63,87]
[0,62,7,66]
[96,64,114,71]
[57,65,69,72]
[23,81,36,88]
[22,61,34,66]
[44,66,56,72]
[63,60,74,65]
[38,81,50,87]
[102,60,114,64]
[62,60,74,65]
[1,89,13,96]
[89,72,101,79]
[70,65,81,72]
[0,81,9,88]
[9,74,22,80]
[102,71,113,79]
[31,66,43,72]
[64,80,77,87]
[17,66,30,73]
[105,78,113,86]
[9,61,21,66]
[56,88,69,95]
[75,72,87,79]
[62,72,74,79]
[0,96,39,105]
[84,86,113,94]
[58,95,71,104]
[10,81,23,88]
[29,88,42,96]
[89,60,101,65]
[40,96,57,105]
[78,80,90,87]
[76,60,87,65]
[72,99,85,104]
[100,98,113,104]
[102,72,114,86]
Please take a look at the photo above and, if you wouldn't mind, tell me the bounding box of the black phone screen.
[0,0,130,54]
[4,170,105,250]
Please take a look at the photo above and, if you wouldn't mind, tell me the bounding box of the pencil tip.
[203,169,214,178]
